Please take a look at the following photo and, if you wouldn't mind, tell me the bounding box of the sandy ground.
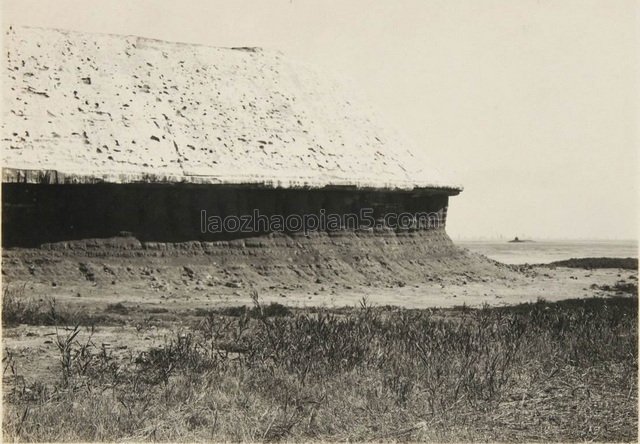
[3,264,636,387]
[3,263,635,311]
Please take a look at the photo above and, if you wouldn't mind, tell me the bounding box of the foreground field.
[3,290,637,442]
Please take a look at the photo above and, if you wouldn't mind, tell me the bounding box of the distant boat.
[508,236,533,243]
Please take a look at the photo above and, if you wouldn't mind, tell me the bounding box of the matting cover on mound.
[2,26,461,192]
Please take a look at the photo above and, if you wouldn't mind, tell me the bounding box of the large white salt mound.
[2,26,461,192]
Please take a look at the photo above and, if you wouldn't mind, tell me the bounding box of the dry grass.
[2,293,637,442]
[2,286,112,327]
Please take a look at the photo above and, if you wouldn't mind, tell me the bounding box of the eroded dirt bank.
[2,230,637,310]
[2,229,637,311]
[2,229,518,306]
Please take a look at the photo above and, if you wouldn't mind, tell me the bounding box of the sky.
[2,0,638,240]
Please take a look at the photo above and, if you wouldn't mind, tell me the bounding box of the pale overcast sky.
[3,0,638,240]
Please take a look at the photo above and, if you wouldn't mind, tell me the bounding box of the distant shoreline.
[458,239,638,265]
[457,239,638,243]
[539,257,638,270]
